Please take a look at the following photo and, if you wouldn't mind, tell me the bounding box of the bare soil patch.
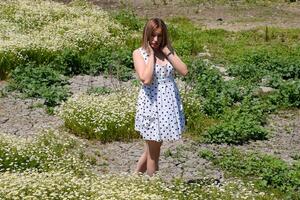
[57,0,300,31]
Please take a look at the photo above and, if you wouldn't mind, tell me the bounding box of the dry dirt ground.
[58,0,300,31]
[1,75,300,183]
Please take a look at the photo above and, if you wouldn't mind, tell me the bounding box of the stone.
[0,117,9,124]
[198,52,212,57]
[259,86,275,93]
[223,76,235,81]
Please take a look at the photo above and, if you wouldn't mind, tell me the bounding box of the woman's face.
[150,29,162,50]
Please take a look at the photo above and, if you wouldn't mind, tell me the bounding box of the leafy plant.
[87,86,112,95]
[181,90,217,137]
[270,79,300,108]
[9,63,70,107]
[204,112,268,144]
[209,148,300,198]
[112,9,143,31]
[198,149,215,160]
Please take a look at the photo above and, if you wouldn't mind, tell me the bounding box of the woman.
[133,18,188,177]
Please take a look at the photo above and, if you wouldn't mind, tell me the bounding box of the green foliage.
[9,63,70,107]
[168,17,204,56]
[0,0,127,80]
[239,96,276,123]
[184,59,227,116]
[184,43,299,144]
[228,50,300,83]
[203,94,276,144]
[209,148,300,198]
[182,58,207,86]
[110,9,143,52]
[228,63,266,83]
[48,47,133,79]
[52,49,84,75]
[181,91,217,137]
[182,58,270,144]
[263,73,284,89]
[112,9,143,31]
[0,51,20,80]
[269,80,300,108]
[185,58,255,117]
[222,79,254,103]
[104,47,134,81]
[0,84,10,98]
[201,91,230,117]
[196,67,223,98]
[1,0,300,148]
[86,86,112,95]
[181,0,286,6]
[198,149,215,160]
[181,26,300,65]
[205,112,268,144]
[1,4,300,198]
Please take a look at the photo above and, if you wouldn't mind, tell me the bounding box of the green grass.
[204,147,300,199]
[166,16,300,65]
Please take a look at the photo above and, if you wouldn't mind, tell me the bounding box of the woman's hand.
[162,45,188,76]
[162,45,172,56]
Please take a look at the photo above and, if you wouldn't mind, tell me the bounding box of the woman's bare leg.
[146,140,163,176]
[134,142,148,174]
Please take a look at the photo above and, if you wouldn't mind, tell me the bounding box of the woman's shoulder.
[133,48,141,57]
[133,47,141,54]
[133,47,144,52]
[133,47,148,57]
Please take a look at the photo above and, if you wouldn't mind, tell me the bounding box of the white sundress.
[134,47,186,142]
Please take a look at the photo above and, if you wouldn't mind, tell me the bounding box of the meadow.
[0,0,300,199]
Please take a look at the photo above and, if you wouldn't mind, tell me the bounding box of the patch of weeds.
[164,146,186,160]
[9,63,70,107]
[28,102,45,109]
[111,9,143,31]
[291,154,300,161]
[207,148,300,198]
[98,162,109,167]
[0,90,6,98]
[164,149,173,158]
[204,111,268,144]
[46,107,55,115]
[198,149,215,160]
[94,150,102,157]
[87,155,97,165]
[86,86,112,95]
[283,125,293,134]
[130,79,140,87]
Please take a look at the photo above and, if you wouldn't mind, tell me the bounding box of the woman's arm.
[133,48,155,85]
[162,47,188,76]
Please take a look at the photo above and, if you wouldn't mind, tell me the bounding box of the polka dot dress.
[134,47,186,142]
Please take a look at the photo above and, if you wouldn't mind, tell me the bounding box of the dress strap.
[138,47,149,63]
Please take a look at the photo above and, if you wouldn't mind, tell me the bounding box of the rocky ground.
[85,108,300,183]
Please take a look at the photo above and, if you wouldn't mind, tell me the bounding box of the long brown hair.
[141,18,171,54]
